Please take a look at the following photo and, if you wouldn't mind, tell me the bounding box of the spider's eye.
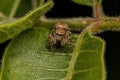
[56,33,63,36]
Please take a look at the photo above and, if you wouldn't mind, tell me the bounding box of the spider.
[49,22,72,52]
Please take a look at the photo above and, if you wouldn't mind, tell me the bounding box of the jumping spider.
[49,22,72,52]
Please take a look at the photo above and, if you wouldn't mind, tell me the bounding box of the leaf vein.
[74,67,101,74]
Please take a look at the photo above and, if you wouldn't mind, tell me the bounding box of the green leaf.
[0,0,33,18]
[1,28,74,80]
[39,0,45,6]
[15,0,32,17]
[8,0,21,19]
[16,0,46,17]
[66,30,106,80]
[72,0,103,6]
[1,27,106,80]
[0,1,53,43]
[0,0,18,16]
[31,0,38,10]
[72,0,93,6]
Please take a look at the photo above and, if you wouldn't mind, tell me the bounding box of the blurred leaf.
[72,0,93,6]
[0,1,53,43]
[39,0,45,6]
[9,0,21,18]
[1,27,105,80]
[72,0,103,6]
[15,0,46,17]
[0,0,17,16]
[0,0,39,18]
[15,0,32,17]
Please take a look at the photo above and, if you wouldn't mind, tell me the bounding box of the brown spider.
[49,22,72,52]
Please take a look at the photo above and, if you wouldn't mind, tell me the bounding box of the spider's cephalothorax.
[49,22,72,52]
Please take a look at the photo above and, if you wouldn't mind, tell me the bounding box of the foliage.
[0,1,53,43]
[0,0,119,80]
[72,0,93,6]
[72,0,103,6]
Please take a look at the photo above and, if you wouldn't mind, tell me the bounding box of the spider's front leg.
[48,32,57,52]
[61,31,72,47]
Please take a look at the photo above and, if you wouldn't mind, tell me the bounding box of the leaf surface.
[66,30,106,80]
[1,26,106,80]
[1,28,74,80]
[0,1,53,43]
[15,0,32,17]
[0,0,34,18]
[0,0,17,16]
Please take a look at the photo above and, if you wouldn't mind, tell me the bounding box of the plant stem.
[38,17,120,33]
[9,0,21,19]
[93,0,104,18]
